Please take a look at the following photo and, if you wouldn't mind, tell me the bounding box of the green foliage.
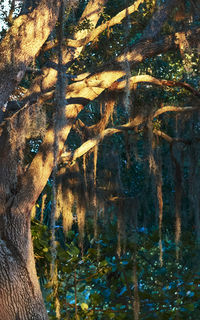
[2,0,198,317]
[31,218,200,320]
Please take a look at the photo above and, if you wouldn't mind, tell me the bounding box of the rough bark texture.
[0,0,199,318]
[0,224,48,320]
[0,0,61,318]
[0,123,49,319]
[0,0,61,106]
[0,0,107,318]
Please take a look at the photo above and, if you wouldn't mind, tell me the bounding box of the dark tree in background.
[0,0,199,319]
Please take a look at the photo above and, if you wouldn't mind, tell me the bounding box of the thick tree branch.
[7,21,200,215]
[65,29,199,103]
[64,0,145,48]
[3,73,198,127]
[22,25,200,113]
[153,129,173,143]
[153,128,200,144]
[11,103,83,215]
[0,0,61,106]
[23,0,107,108]
[43,0,144,51]
[43,0,176,51]
[2,28,199,130]
[153,106,199,118]
[142,0,178,39]
[6,0,16,25]
[60,115,145,164]
[110,75,200,97]
[116,27,200,65]
[73,0,108,40]
[61,105,199,163]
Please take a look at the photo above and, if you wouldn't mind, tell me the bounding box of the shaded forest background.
[0,0,200,319]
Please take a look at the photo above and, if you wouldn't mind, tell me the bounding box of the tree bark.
[0,1,107,318]
[0,0,61,106]
[0,0,61,317]
[0,125,48,319]
[0,207,48,319]
[0,0,199,318]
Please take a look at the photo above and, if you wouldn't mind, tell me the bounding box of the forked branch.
[60,105,197,164]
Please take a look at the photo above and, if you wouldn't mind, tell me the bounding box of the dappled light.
[0,0,200,319]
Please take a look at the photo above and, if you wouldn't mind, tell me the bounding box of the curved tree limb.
[60,105,198,164]
[8,11,200,215]
[110,75,200,97]
[22,0,108,108]
[43,0,145,51]
[116,27,200,65]
[65,28,199,103]
[19,26,200,112]
[43,0,177,52]
[2,72,198,128]
[153,106,199,118]
[153,128,200,144]
[23,5,200,108]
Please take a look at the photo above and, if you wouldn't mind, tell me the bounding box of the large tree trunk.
[0,1,108,317]
[0,209,48,320]
[0,124,48,319]
[0,0,199,317]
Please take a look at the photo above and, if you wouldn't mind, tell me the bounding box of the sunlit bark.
[47,0,145,50]
[24,26,200,108]
[110,75,200,97]
[24,0,108,105]
[0,0,199,317]
[60,105,199,163]
[0,0,61,106]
